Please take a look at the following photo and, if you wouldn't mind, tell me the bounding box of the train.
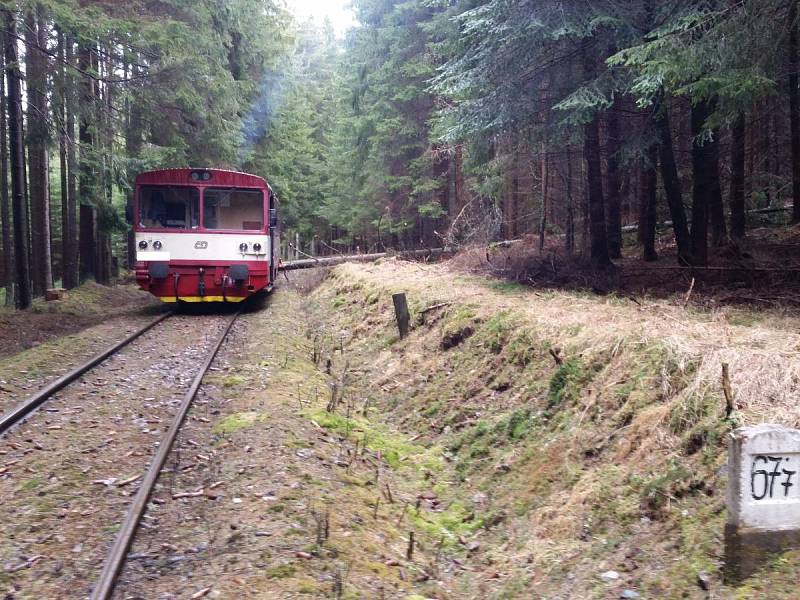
[133,168,279,303]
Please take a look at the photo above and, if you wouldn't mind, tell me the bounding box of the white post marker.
[726,424,800,582]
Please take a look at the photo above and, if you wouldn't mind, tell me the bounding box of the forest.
[0,0,798,309]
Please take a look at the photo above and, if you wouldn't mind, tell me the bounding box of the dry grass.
[336,259,800,428]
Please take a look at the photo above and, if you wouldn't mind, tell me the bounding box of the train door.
[269,189,279,284]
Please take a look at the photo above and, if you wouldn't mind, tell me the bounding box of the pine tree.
[4,8,31,309]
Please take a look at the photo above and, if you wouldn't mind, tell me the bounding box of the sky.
[284,0,357,37]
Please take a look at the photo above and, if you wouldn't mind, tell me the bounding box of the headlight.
[239,243,248,252]
[138,240,148,250]
[253,243,262,253]
[153,241,162,250]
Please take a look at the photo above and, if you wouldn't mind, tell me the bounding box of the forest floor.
[1,248,799,598]
[453,223,800,308]
[0,281,162,359]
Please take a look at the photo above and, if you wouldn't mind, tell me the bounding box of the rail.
[90,310,239,600]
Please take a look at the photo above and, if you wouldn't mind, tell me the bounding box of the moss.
[408,500,482,544]
[307,409,441,472]
[422,400,441,417]
[484,281,526,295]
[450,420,490,453]
[265,564,296,579]
[582,466,640,529]
[332,296,346,309]
[506,329,538,366]
[222,375,246,388]
[546,358,588,413]
[20,477,42,491]
[440,305,479,350]
[381,334,399,348]
[634,460,692,515]
[476,311,517,354]
[315,263,757,597]
[212,411,267,435]
[497,407,537,441]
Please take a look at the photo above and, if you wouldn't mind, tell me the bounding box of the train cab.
[133,168,278,303]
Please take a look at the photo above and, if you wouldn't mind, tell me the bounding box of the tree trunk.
[730,112,747,238]
[4,10,32,309]
[98,45,113,285]
[690,99,711,266]
[79,204,95,279]
[57,30,69,287]
[654,95,691,264]
[78,44,96,281]
[453,143,464,220]
[25,6,52,294]
[64,36,79,288]
[606,103,622,258]
[705,104,726,247]
[583,46,610,267]
[125,57,143,268]
[585,115,610,266]
[640,145,658,261]
[503,137,518,240]
[538,144,547,252]
[790,0,800,223]
[0,31,13,306]
[564,146,575,254]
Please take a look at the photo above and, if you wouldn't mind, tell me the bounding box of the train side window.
[139,186,199,229]
[203,188,264,231]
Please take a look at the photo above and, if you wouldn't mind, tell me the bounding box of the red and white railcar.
[133,168,278,303]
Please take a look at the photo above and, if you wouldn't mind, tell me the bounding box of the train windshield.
[139,186,199,229]
[203,188,264,231]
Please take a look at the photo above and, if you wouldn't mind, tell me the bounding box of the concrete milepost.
[726,424,800,582]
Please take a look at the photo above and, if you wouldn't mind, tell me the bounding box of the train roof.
[135,168,269,189]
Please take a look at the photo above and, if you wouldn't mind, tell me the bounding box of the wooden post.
[406,531,415,560]
[722,363,734,417]
[392,293,410,339]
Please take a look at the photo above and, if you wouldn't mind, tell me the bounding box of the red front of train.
[133,168,279,303]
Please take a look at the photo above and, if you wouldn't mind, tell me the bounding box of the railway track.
[0,312,172,437]
[0,310,241,599]
[91,311,238,600]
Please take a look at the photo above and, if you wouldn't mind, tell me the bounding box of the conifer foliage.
[1,0,799,307]
[273,0,799,264]
[0,0,291,308]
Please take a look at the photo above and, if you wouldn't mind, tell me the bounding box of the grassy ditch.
[296,261,800,599]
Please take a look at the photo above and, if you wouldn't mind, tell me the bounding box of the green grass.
[20,477,42,491]
[546,358,587,412]
[408,499,484,544]
[265,564,296,579]
[475,311,517,354]
[485,281,526,295]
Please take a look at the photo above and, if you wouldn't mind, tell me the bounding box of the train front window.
[203,188,264,231]
[139,186,199,229]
